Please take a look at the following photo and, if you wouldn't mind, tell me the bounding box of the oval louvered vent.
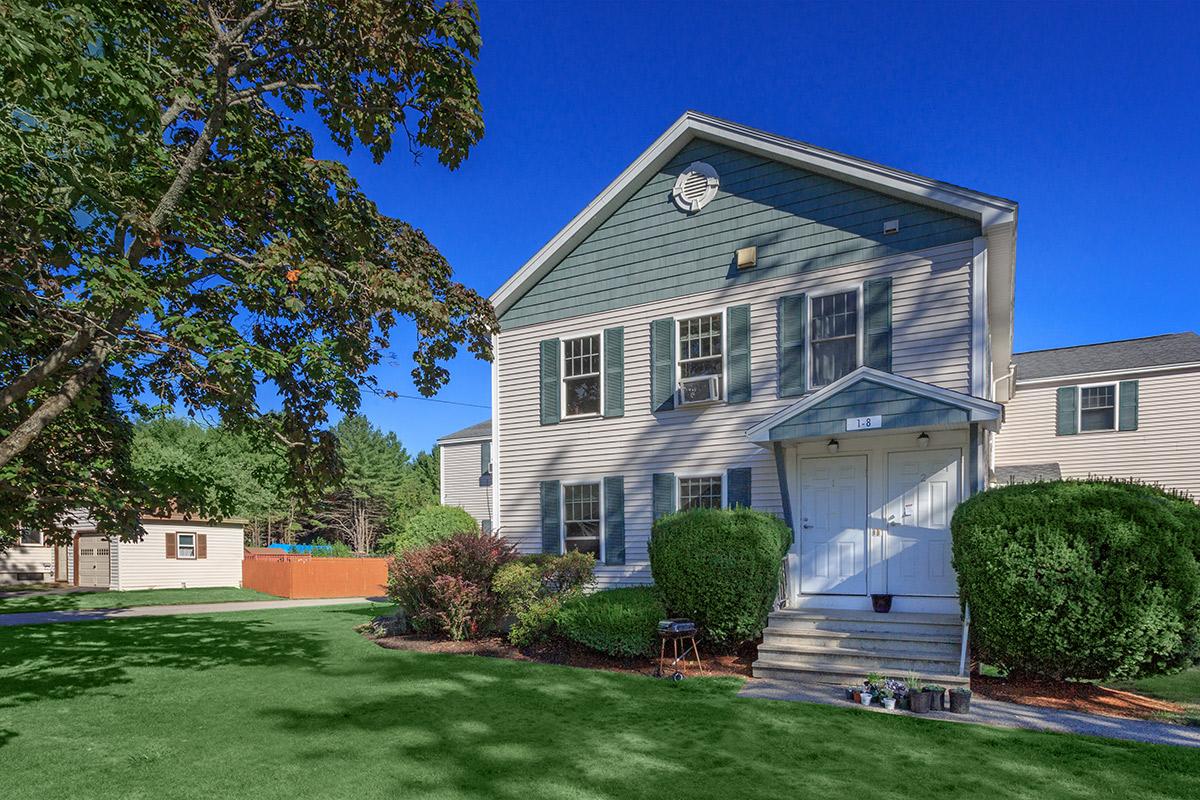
[672,161,719,212]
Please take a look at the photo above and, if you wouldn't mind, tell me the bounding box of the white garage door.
[76,535,111,588]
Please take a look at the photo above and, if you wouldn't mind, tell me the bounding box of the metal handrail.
[958,602,971,676]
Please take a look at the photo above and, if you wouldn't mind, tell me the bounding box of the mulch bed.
[973,673,1186,721]
[373,634,755,679]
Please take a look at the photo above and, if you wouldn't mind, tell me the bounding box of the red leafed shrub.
[387,531,516,640]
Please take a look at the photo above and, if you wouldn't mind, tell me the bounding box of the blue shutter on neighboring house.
[1056,386,1078,436]
[540,480,561,554]
[863,277,893,372]
[603,476,625,565]
[603,327,624,417]
[540,339,560,426]
[1119,380,1139,431]
[651,318,676,412]
[778,294,807,397]
[652,473,675,523]
[480,441,491,475]
[726,467,752,508]
[726,305,751,403]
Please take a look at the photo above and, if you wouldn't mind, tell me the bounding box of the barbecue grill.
[655,619,704,680]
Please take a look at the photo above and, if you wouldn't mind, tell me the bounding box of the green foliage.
[556,587,666,658]
[334,415,411,501]
[493,552,597,646]
[381,504,478,554]
[951,480,1200,680]
[649,508,790,648]
[309,537,355,558]
[0,0,492,542]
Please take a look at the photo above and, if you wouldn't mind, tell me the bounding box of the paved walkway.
[739,678,1200,748]
[0,597,379,627]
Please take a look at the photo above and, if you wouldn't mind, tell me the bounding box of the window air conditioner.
[678,375,722,405]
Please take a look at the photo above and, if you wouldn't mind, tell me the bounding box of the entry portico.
[748,367,1002,615]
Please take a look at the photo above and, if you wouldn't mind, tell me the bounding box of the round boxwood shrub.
[649,508,790,648]
[556,587,666,658]
[381,505,477,554]
[952,480,1200,680]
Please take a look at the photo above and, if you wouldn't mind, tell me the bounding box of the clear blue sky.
[307,0,1199,452]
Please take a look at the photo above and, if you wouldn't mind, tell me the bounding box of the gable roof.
[490,111,1018,380]
[437,419,491,444]
[1014,333,1200,381]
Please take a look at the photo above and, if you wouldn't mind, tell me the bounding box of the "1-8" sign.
[845,415,882,432]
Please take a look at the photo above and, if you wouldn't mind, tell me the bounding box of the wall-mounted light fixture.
[827,439,840,454]
[917,432,930,448]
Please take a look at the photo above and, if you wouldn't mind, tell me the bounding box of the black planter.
[870,594,893,613]
[926,688,945,711]
[909,690,932,713]
[949,690,972,714]
[898,695,911,711]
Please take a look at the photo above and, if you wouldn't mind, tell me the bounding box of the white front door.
[797,455,868,595]
[885,449,960,597]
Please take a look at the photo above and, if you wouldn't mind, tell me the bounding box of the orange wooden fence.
[242,551,390,599]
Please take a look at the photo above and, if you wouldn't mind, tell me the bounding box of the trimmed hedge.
[952,480,1200,680]
[649,508,790,648]
[557,587,666,658]
[382,505,477,554]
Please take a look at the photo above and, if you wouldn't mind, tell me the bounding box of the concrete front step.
[756,645,959,675]
[762,628,961,657]
[766,609,963,637]
[751,658,970,689]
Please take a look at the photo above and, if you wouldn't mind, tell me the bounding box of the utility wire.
[391,393,490,410]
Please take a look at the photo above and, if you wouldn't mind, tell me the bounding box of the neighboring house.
[437,419,494,531]
[994,332,1200,500]
[1,514,246,590]
[470,112,1020,684]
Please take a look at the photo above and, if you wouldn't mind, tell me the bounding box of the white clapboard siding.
[0,543,55,583]
[112,522,244,591]
[497,239,977,586]
[440,440,494,526]
[995,368,1200,500]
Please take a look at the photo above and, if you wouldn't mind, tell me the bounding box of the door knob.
[801,524,814,529]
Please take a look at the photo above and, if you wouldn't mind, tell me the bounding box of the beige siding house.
[994,332,1200,500]
[455,112,1022,685]
[437,419,494,530]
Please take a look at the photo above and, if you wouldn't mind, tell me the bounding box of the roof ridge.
[1015,332,1197,355]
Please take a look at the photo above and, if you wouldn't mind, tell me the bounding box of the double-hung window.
[563,335,602,417]
[19,528,42,545]
[562,483,601,557]
[678,313,723,402]
[810,290,859,387]
[679,476,722,511]
[1080,384,1117,432]
[177,532,197,559]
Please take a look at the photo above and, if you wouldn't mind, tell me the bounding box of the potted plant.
[908,675,931,713]
[870,593,893,613]
[879,686,897,710]
[884,677,909,710]
[949,687,972,714]
[859,689,874,706]
[851,687,863,704]
[924,685,946,711]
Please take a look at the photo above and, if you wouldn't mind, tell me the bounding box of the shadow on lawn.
[262,649,1200,800]
[0,615,327,715]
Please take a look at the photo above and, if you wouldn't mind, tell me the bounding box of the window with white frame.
[1080,384,1117,432]
[679,476,722,511]
[563,334,602,417]
[810,290,859,387]
[562,483,601,557]
[19,527,42,545]
[678,313,723,402]
[177,532,197,559]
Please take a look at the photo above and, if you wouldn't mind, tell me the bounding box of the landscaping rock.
[359,610,409,638]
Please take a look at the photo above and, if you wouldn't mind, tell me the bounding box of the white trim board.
[1014,361,1200,387]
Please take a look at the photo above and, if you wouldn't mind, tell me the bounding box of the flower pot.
[898,695,910,711]
[909,690,932,713]
[949,690,972,714]
[859,692,873,706]
[844,686,857,701]
[926,688,946,711]
[881,697,896,710]
[851,689,863,704]
[870,594,893,613]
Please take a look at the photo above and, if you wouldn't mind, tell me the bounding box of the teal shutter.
[863,277,892,372]
[480,442,491,475]
[539,480,561,554]
[727,467,752,508]
[540,339,560,426]
[603,476,625,565]
[778,294,807,397]
[726,305,751,403]
[651,318,675,411]
[1119,380,1139,431]
[603,327,624,417]
[1056,386,1078,436]
[652,473,675,522]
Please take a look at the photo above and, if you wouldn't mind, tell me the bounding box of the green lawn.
[1,606,1198,800]
[0,586,280,614]
[1113,669,1200,724]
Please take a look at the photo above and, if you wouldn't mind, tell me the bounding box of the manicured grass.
[1116,668,1200,707]
[1,607,1198,800]
[0,586,280,614]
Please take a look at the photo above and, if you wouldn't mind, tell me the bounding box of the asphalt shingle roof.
[437,418,491,443]
[1013,333,1200,380]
